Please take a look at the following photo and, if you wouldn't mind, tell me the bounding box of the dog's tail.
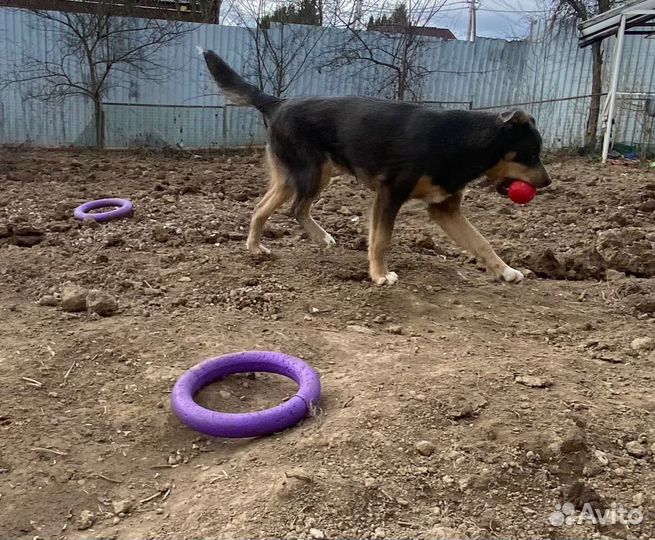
[202,49,281,119]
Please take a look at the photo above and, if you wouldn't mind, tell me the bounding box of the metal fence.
[1,8,654,151]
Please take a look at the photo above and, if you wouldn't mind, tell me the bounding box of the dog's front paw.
[372,271,399,286]
[247,242,271,256]
[323,233,336,248]
[501,266,524,283]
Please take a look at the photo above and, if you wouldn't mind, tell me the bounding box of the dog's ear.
[500,110,533,125]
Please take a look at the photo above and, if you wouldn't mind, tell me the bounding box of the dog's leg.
[246,151,292,256]
[428,192,524,283]
[293,163,335,249]
[369,186,402,286]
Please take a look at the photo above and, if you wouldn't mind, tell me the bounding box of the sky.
[221,0,554,41]
[431,0,550,40]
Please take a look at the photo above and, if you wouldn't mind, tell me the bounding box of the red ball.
[508,180,536,205]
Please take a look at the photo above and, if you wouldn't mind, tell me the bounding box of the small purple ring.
[171,351,321,438]
[74,198,133,222]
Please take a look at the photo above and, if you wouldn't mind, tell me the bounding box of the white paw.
[501,266,524,283]
[247,242,270,256]
[323,233,336,248]
[373,271,399,286]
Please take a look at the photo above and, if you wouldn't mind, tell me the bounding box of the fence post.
[601,14,627,163]
[222,106,228,149]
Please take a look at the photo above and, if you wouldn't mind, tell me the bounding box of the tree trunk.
[94,98,105,148]
[398,35,409,101]
[585,41,602,149]
[276,24,285,97]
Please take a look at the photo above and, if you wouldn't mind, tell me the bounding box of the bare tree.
[228,0,329,101]
[4,1,192,147]
[321,0,447,101]
[550,0,614,149]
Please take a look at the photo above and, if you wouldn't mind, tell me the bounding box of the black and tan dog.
[202,50,551,286]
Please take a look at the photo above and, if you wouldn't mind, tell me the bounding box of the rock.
[263,226,285,239]
[426,526,461,540]
[38,295,59,307]
[386,324,403,335]
[599,227,645,247]
[597,228,655,277]
[87,290,118,316]
[352,237,368,251]
[105,234,123,247]
[593,449,609,465]
[153,226,172,243]
[606,269,626,280]
[528,249,566,279]
[639,199,655,212]
[480,509,502,532]
[563,247,607,280]
[445,393,487,419]
[415,234,437,251]
[13,224,43,236]
[567,481,605,513]
[80,217,100,229]
[608,212,629,226]
[112,499,134,515]
[625,440,647,458]
[10,234,43,247]
[49,222,72,233]
[583,461,605,477]
[627,294,655,314]
[515,375,553,388]
[61,285,87,312]
[225,231,246,241]
[219,390,232,399]
[559,429,586,455]
[346,325,374,335]
[143,288,163,296]
[309,528,325,539]
[416,440,436,456]
[631,337,655,352]
[593,350,624,362]
[77,510,95,530]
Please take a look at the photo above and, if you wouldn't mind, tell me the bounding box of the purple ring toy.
[74,198,133,222]
[171,351,321,438]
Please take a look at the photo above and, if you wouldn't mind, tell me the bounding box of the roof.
[411,26,456,40]
[578,0,655,47]
[0,0,218,23]
[371,24,456,40]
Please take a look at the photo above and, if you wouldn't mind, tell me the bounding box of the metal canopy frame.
[578,0,655,162]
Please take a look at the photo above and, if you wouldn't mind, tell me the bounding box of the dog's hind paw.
[372,271,398,286]
[501,266,524,283]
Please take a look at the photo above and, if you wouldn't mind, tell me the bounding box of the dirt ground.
[1,147,655,540]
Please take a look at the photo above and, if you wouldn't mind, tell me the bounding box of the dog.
[202,49,551,286]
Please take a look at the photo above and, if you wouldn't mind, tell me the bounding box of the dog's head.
[485,110,551,195]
